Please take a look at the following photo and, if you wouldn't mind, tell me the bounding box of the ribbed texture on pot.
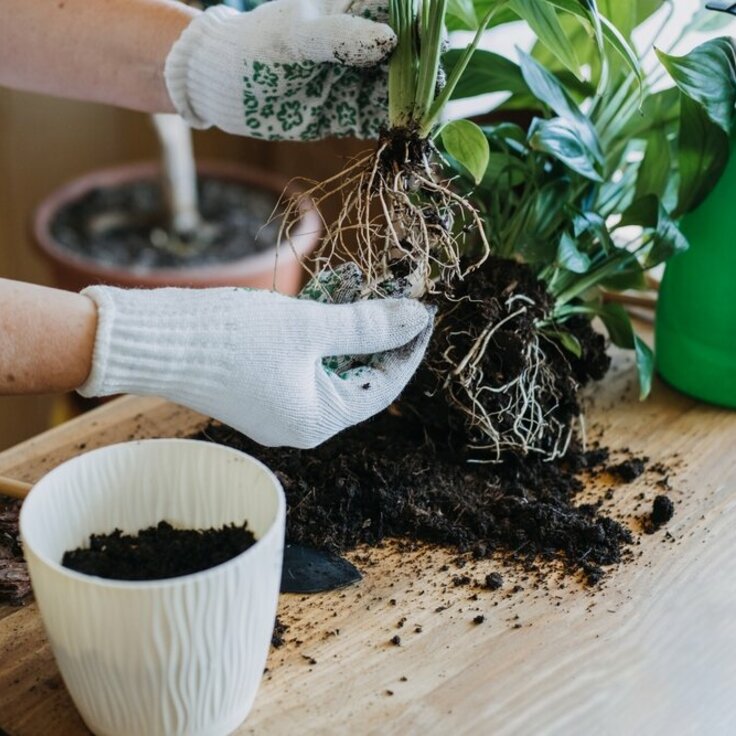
[20,440,285,736]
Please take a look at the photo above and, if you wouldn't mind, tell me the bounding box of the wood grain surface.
[1,341,735,735]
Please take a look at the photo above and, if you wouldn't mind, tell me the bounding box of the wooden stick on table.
[0,476,32,501]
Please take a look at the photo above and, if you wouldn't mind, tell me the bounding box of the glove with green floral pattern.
[164,0,395,141]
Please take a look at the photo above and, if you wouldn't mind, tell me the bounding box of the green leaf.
[596,302,654,399]
[600,268,647,292]
[656,38,736,134]
[676,95,731,215]
[620,194,689,267]
[573,211,613,251]
[518,50,603,163]
[558,231,592,273]
[444,49,529,100]
[634,129,671,200]
[529,117,603,181]
[634,335,654,400]
[545,0,643,89]
[596,0,636,38]
[441,119,490,184]
[446,0,478,29]
[597,302,634,348]
[508,0,581,77]
[616,87,680,142]
[555,330,583,358]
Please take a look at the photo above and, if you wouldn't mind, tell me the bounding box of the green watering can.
[656,2,736,407]
[656,69,736,406]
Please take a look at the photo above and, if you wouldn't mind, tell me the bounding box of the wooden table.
[2,343,736,735]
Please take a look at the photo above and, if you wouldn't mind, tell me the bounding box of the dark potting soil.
[195,257,670,585]
[62,520,256,581]
[50,177,279,270]
[200,414,634,586]
[407,256,611,461]
[0,498,30,604]
[650,495,675,529]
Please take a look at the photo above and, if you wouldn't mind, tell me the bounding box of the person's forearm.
[0,280,97,395]
[0,0,197,113]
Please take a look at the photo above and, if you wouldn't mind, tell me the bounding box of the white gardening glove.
[78,286,433,449]
[164,0,395,140]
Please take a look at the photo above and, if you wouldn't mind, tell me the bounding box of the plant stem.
[421,6,499,137]
[414,0,448,121]
[389,0,419,128]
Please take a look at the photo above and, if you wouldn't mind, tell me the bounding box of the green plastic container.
[656,137,736,408]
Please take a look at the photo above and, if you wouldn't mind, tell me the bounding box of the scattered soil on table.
[196,258,676,588]
[0,499,30,604]
[201,415,639,587]
[62,520,256,581]
[609,457,647,483]
[648,495,675,532]
[50,177,279,270]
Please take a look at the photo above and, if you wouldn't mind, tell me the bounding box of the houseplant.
[212,0,736,580]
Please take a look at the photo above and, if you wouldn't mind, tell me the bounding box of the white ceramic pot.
[20,439,285,736]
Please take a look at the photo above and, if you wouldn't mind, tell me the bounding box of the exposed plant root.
[405,257,610,464]
[274,131,490,299]
[441,293,573,463]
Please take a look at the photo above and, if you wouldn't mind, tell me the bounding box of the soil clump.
[200,258,641,585]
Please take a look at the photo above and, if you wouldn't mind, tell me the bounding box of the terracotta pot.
[33,160,321,295]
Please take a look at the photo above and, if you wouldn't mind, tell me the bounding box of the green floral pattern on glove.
[165,0,395,142]
[242,59,388,140]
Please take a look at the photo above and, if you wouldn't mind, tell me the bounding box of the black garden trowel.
[280,544,362,594]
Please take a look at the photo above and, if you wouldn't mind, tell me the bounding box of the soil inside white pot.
[50,177,280,270]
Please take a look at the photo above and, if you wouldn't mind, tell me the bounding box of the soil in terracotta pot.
[197,258,673,586]
[50,177,280,270]
[62,520,256,581]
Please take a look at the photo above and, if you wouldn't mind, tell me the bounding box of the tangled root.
[402,257,597,464]
[275,130,490,299]
[440,293,574,463]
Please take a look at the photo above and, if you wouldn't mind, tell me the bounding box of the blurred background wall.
[0,88,362,451]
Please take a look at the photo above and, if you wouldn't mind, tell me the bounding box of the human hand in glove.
[165,0,396,140]
[77,285,433,449]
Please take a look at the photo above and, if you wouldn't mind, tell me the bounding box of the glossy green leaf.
[508,0,580,77]
[558,231,592,273]
[444,49,529,100]
[596,0,636,38]
[656,37,736,134]
[555,330,584,358]
[441,119,490,184]
[634,334,655,400]
[446,0,477,29]
[634,129,671,200]
[586,297,654,400]
[545,0,642,89]
[529,117,603,181]
[600,268,647,292]
[518,50,603,163]
[620,194,689,268]
[573,211,613,251]
[597,301,634,348]
[676,95,731,215]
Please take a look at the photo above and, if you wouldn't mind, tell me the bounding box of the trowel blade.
[280,544,362,594]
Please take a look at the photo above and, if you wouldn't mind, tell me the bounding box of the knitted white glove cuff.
[78,286,218,400]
